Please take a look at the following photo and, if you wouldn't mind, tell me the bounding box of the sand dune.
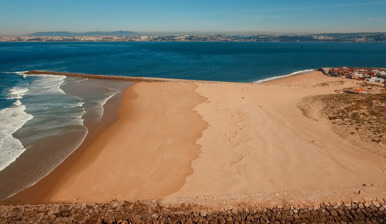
[6,71,386,204]
[171,72,385,199]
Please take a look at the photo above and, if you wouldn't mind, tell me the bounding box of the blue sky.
[1,0,386,35]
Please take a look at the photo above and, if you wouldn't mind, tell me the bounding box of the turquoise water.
[0,42,385,200]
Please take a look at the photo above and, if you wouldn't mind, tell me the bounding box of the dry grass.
[312,80,345,87]
[321,93,385,143]
[300,89,386,157]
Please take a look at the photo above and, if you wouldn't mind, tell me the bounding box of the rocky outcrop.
[1,198,385,223]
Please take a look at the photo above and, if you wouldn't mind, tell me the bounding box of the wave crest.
[7,87,29,100]
[0,103,33,171]
[254,69,316,84]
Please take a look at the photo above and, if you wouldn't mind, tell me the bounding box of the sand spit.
[2,70,386,222]
[25,70,224,84]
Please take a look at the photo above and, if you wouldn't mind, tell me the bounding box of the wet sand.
[5,71,386,206]
[3,84,126,203]
[7,81,207,203]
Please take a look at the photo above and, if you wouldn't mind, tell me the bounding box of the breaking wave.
[254,69,316,84]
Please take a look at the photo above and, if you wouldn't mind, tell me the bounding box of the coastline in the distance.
[1,32,386,42]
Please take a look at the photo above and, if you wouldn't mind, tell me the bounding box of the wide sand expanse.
[7,71,386,205]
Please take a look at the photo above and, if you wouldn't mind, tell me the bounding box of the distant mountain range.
[28,31,140,36]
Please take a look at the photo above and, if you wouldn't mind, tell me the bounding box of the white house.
[369,77,385,83]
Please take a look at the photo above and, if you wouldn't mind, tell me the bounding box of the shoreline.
[3,84,126,203]
[0,75,128,201]
[2,70,385,217]
[254,69,316,84]
[26,69,320,84]
[5,81,208,204]
[0,69,307,203]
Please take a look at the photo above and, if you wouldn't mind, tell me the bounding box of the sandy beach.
[5,71,386,207]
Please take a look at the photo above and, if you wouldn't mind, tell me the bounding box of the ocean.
[0,41,386,200]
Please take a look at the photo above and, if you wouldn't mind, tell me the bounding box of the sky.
[1,0,386,35]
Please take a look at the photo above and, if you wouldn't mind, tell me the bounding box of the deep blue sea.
[0,41,386,200]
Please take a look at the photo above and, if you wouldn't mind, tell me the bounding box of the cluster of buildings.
[132,35,235,42]
[327,67,386,86]
[0,35,139,42]
[1,32,386,42]
[0,34,249,42]
[0,35,234,42]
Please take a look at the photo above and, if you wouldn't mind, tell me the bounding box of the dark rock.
[178,215,185,222]
[218,216,226,224]
[209,218,218,224]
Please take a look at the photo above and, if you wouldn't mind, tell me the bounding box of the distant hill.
[28,31,140,36]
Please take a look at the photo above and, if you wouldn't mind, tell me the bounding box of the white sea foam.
[13,71,28,75]
[29,75,66,95]
[5,71,28,78]
[75,101,85,108]
[0,75,130,200]
[92,90,120,122]
[254,69,316,84]
[0,80,33,171]
[0,74,87,171]
[6,72,66,94]
[4,71,27,75]
[7,87,29,100]
[0,103,33,171]
[99,90,119,107]
[14,71,28,78]
[24,76,87,127]
[13,100,22,107]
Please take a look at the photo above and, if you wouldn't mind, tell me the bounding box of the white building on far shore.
[369,76,385,83]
